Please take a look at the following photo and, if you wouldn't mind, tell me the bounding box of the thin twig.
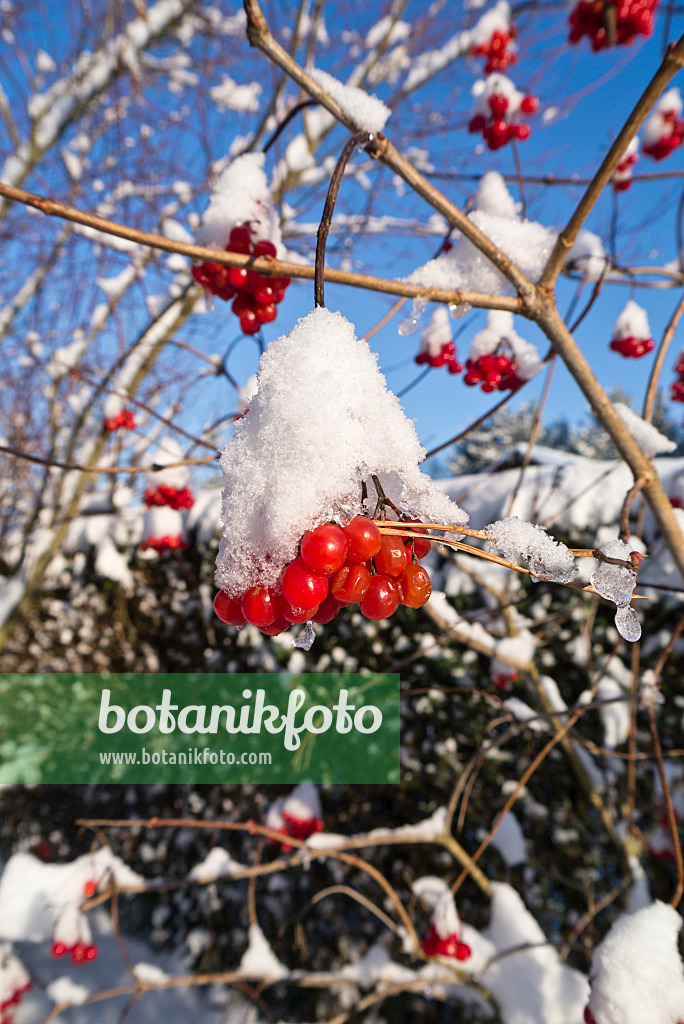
[315,133,370,308]
[642,290,684,422]
[0,444,217,475]
[649,704,684,907]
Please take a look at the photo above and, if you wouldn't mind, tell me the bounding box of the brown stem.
[540,34,684,287]
[649,705,684,907]
[315,133,370,307]
[0,443,216,476]
[642,290,684,422]
[619,476,650,540]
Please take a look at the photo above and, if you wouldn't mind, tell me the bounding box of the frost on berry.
[612,136,639,192]
[469,0,517,73]
[214,307,467,597]
[643,88,684,161]
[195,152,283,256]
[468,73,537,151]
[265,784,323,849]
[487,516,578,584]
[0,944,31,1017]
[590,538,641,641]
[609,300,654,359]
[464,310,541,393]
[585,902,684,1024]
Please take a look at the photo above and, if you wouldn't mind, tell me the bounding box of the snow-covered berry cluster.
[0,949,31,1024]
[491,668,518,691]
[468,75,538,151]
[671,351,684,403]
[612,136,639,192]
[50,905,98,965]
[568,0,659,50]
[609,299,654,358]
[469,1,517,73]
[415,307,462,373]
[214,516,433,634]
[464,311,541,393]
[141,440,191,555]
[192,226,290,336]
[643,88,684,161]
[421,893,472,962]
[265,784,323,852]
[193,152,290,334]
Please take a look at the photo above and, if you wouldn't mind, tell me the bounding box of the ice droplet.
[615,605,641,642]
[293,621,316,651]
[590,563,636,606]
[398,315,421,336]
[412,295,428,314]
[449,301,471,319]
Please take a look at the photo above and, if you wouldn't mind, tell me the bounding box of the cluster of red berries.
[671,352,684,403]
[468,92,538,151]
[470,28,517,73]
[192,226,291,336]
[270,812,324,852]
[422,925,472,961]
[144,484,195,510]
[214,516,433,635]
[103,409,136,433]
[463,351,522,393]
[609,334,654,358]
[613,149,639,191]
[140,534,188,553]
[643,109,684,160]
[568,0,658,50]
[415,341,462,374]
[51,940,98,964]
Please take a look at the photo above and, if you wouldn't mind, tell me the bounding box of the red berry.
[83,879,97,898]
[520,94,538,114]
[455,941,471,961]
[240,310,260,335]
[228,266,249,289]
[281,601,318,624]
[488,93,509,116]
[253,239,277,258]
[254,285,275,305]
[311,591,341,624]
[331,562,371,604]
[301,523,349,575]
[281,557,330,609]
[398,563,432,608]
[359,575,399,620]
[343,517,382,562]
[405,524,432,559]
[214,591,246,627]
[255,302,277,324]
[374,534,409,578]
[84,944,98,961]
[71,942,87,964]
[51,941,68,958]
[259,614,290,636]
[241,586,279,627]
[228,226,252,253]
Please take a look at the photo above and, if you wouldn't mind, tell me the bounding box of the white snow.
[209,76,262,113]
[470,1,514,46]
[215,307,467,596]
[613,299,650,342]
[471,72,524,118]
[472,170,519,219]
[187,847,242,882]
[146,438,190,491]
[613,403,676,457]
[481,882,589,1024]
[238,924,289,980]
[195,152,283,254]
[143,505,184,543]
[46,977,90,1006]
[490,811,527,866]
[596,677,630,749]
[340,944,415,987]
[431,891,462,937]
[487,515,578,583]
[418,305,452,358]
[309,67,391,133]
[567,230,608,280]
[133,962,170,985]
[469,310,542,381]
[282,782,322,821]
[586,902,684,1024]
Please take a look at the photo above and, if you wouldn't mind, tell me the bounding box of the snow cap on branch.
[215,307,467,596]
[487,515,578,583]
[613,403,676,458]
[195,152,283,254]
[308,67,391,134]
[472,170,519,219]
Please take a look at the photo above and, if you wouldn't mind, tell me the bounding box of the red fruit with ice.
[468,74,538,151]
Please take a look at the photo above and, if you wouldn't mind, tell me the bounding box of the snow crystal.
[490,812,527,866]
[487,515,578,583]
[146,438,190,491]
[46,977,90,1006]
[615,604,642,642]
[613,299,650,342]
[469,310,542,381]
[644,87,683,147]
[587,902,684,1024]
[133,962,170,985]
[567,229,608,280]
[613,403,676,457]
[472,170,518,219]
[309,67,391,134]
[340,944,415,987]
[590,538,637,606]
[209,76,262,113]
[405,209,556,296]
[195,152,283,254]
[481,882,589,1024]
[238,924,289,980]
[187,847,241,882]
[215,308,467,596]
[596,677,630,748]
